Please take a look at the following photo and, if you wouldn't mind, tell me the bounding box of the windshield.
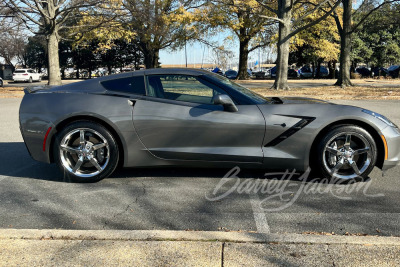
[14,70,26,73]
[207,73,270,104]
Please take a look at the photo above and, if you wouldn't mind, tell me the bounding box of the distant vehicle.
[254,71,266,79]
[387,65,400,78]
[13,69,41,83]
[299,66,313,78]
[356,67,372,78]
[372,67,388,77]
[264,67,297,78]
[212,67,223,75]
[315,66,329,78]
[224,69,238,79]
[0,77,3,87]
[288,68,299,78]
[270,66,277,78]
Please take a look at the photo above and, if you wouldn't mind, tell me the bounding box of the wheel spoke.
[353,147,370,155]
[72,157,84,173]
[326,147,341,156]
[330,159,344,174]
[89,157,102,171]
[344,134,352,149]
[93,143,107,150]
[349,160,361,176]
[61,145,80,154]
[79,130,85,146]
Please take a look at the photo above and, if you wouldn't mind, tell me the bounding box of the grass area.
[0,87,25,98]
[251,86,400,100]
[1,83,400,100]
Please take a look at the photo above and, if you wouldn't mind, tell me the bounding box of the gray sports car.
[19,68,400,182]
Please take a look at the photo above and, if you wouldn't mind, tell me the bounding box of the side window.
[147,75,226,104]
[101,76,146,95]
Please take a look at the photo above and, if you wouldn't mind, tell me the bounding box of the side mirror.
[212,94,238,112]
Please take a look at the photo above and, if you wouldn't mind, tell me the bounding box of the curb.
[1,229,400,245]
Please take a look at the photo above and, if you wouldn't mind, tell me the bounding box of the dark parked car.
[224,69,238,79]
[19,68,400,182]
[372,67,388,77]
[387,65,400,78]
[299,66,313,78]
[356,67,372,78]
[288,68,299,78]
[270,66,277,78]
[315,66,329,78]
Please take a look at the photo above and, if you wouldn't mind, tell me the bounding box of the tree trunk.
[335,0,353,87]
[237,39,250,80]
[143,48,160,69]
[47,31,62,86]
[273,1,292,90]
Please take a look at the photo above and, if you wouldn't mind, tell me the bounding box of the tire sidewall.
[54,121,119,183]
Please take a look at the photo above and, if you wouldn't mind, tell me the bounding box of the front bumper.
[381,126,400,171]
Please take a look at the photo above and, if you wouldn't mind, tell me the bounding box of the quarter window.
[146,75,226,104]
[101,76,146,95]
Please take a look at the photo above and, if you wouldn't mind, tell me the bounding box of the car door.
[131,74,266,163]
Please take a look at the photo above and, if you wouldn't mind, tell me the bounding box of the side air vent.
[265,116,315,147]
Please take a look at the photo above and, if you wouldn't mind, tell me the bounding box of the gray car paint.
[19,68,400,173]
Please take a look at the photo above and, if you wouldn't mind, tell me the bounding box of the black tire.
[0,80,3,87]
[314,125,377,181]
[29,77,32,83]
[54,121,119,183]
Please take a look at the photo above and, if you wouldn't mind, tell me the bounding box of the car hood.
[268,96,332,105]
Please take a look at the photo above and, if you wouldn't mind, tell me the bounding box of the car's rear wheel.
[54,121,119,182]
[0,80,3,87]
[315,125,377,181]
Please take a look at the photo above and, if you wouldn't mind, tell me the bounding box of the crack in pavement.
[326,244,336,267]
[102,182,147,229]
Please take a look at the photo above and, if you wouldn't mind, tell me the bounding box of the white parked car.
[13,69,42,83]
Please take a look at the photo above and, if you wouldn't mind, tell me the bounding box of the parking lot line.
[249,194,270,233]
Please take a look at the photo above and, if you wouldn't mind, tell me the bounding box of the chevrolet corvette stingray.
[19,69,400,182]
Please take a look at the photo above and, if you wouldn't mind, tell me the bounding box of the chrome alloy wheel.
[322,132,372,179]
[59,128,110,178]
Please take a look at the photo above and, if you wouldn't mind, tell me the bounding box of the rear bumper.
[13,78,29,82]
[381,126,400,171]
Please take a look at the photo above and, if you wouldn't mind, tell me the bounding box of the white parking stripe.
[0,163,38,182]
[249,194,270,233]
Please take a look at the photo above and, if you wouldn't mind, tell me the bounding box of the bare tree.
[331,0,400,87]
[4,0,98,85]
[0,11,27,66]
[257,0,341,90]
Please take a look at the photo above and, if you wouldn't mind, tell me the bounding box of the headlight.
[362,109,398,128]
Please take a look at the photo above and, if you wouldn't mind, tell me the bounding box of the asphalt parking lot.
[1,98,400,236]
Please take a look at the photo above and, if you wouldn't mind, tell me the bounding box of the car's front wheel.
[54,121,119,182]
[315,125,377,181]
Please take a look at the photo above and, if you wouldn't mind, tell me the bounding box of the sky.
[159,35,276,70]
